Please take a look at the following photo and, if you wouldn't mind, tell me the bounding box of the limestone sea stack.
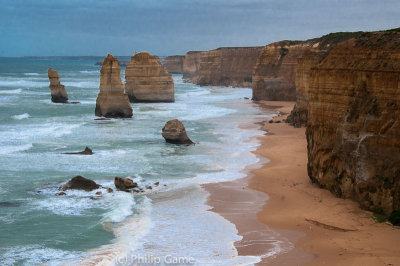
[48,68,68,103]
[162,119,193,145]
[306,30,400,215]
[95,54,133,118]
[125,52,175,102]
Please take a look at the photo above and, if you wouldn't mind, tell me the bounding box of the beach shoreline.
[204,101,400,265]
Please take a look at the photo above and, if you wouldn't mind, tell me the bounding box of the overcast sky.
[0,0,399,56]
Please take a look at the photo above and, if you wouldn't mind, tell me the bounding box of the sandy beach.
[205,101,400,265]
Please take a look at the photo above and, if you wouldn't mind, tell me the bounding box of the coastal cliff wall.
[252,41,311,101]
[306,31,400,215]
[191,47,263,87]
[182,51,203,80]
[253,32,363,102]
[162,55,185,74]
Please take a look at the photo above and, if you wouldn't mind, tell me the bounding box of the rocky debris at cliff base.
[60,176,100,191]
[114,177,138,192]
[48,68,68,103]
[64,147,93,155]
[162,119,194,145]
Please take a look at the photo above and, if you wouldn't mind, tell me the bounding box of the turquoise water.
[0,57,277,265]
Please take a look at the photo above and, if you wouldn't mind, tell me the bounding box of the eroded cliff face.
[306,31,400,215]
[254,32,364,102]
[125,52,174,103]
[252,41,311,101]
[286,50,326,126]
[95,54,132,118]
[182,51,203,80]
[162,55,185,74]
[191,47,263,87]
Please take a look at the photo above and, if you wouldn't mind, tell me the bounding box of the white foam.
[12,113,30,120]
[80,70,99,74]
[64,81,98,88]
[0,245,81,266]
[0,80,48,88]
[0,88,22,94]
[24,73,40,76]
[0,143,33,155]
[101,191,136,223]
[80,196,153,266]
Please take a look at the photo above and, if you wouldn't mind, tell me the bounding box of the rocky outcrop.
[162,55,185,74]
[182,51,204,80]
[64,147,93,155]
[162,119,193,145]
[114,177,138,192]
[306,30,400,215]
[48,68,68,103]
[95,54,133,118]
[125,52,175,102]
[60,176,100,191]
[253,32,363,102]
[190,47,263,87]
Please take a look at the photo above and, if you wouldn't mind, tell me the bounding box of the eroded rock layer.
[182,51,204,80]
[125,52,175,102]
[286,50,326,126]
[162,55,185,74]
[190,47,263,87]
[253,32,363,102]
[252,41,310,101]
[48,68,68,103]
[306,31,400,215]
[95,54,132,118]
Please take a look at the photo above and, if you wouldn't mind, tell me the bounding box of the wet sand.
[204,101,400,265]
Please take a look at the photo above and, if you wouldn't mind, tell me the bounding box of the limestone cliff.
[182,51,203,80]
[253,32,363,102]
[125,52,174,102]
[95,54,132,118]
[48,68,68,103]
[191,47,263,87]
[286,50,326,126]
[162,55,185,74]
[306,30,400,215]
[252,41,310,101]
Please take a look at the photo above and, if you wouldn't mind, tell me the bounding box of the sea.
[0,56,284,265]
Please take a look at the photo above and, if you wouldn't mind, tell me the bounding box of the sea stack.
[125,52,175,102]
[162,119,193,145]
[48,68,68,103]
[95,54,133,118]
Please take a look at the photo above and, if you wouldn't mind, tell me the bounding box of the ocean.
[0,57,280,265]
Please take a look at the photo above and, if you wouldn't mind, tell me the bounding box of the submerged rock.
[48,68,68,103]
[114,177,138,192]
[64,147,93,155]
[162,119,193,145]
[95,54,133,118]
[125,52,175,102]
[60,176,100,192]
